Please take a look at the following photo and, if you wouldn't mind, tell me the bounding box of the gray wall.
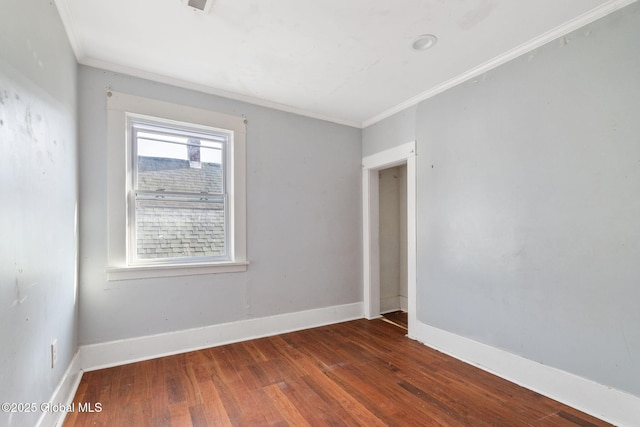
[362,105,416,158]
[78,66,362,344]
[364,2,640,397]
[0,1,78,426]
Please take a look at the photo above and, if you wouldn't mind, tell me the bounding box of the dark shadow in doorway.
[381,311,407,330]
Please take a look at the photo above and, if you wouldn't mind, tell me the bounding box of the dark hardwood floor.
[64,318,611,426]
[382,311,408,330]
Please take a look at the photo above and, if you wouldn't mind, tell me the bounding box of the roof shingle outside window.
[136,157,225,259]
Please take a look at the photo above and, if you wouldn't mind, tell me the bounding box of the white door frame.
[362,141,417,337]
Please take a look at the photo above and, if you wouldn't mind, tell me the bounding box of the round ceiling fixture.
[411,34,438,51]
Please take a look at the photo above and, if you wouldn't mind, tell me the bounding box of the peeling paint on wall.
[1,0,78,423]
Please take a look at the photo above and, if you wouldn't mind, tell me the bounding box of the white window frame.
[129,116,231,265]
[106,92,247,280]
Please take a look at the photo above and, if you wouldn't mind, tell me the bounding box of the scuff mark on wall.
[622,326,633,362]
[11,279,27,307]
[10,265,38,308]
[13,267,24,307]
[24,106,34,139]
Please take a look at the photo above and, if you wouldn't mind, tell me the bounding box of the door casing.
[362,141,417,338]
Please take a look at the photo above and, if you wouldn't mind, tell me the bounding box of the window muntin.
[129,118,231,264]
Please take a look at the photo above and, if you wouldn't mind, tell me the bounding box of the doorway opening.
[381,311,408,331]
[362,142,416,338]
[378,164,407,315]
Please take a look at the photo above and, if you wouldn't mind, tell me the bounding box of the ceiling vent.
[183,0,213,13]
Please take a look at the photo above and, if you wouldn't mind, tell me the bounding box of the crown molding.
[56,0,636,130]
[363,0,637,128]
[80,57,362,128]
[53,0,85,60]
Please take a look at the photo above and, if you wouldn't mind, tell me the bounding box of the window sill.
[106,261,249,281]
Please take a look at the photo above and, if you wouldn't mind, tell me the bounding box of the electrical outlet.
[51,339,57,369]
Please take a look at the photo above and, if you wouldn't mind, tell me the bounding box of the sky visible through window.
[136,131,223,165]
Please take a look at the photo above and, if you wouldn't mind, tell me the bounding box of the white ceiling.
[55,0,632,127]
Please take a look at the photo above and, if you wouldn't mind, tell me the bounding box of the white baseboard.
[38,303,362,426]
[47,306,638,426]
[36,351,83,427]
[409,319,640,427]
[380,296,409,314]
[80,302,363,371]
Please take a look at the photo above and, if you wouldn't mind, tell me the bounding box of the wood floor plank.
[188,404,210,427]
[324,362,418,424]
[64,319,613,427]
[299,371,388,427]
[263,383,312,427]
[194,378,233,426]
[382,311,409,329]
[276,376,345,426]
[167,402,191,427]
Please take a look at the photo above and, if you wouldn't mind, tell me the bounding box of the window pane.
[135,197,226,260]
[136,134,224,194]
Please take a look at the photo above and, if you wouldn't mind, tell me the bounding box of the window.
[131,119,228,264]
[107,92,247,280]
